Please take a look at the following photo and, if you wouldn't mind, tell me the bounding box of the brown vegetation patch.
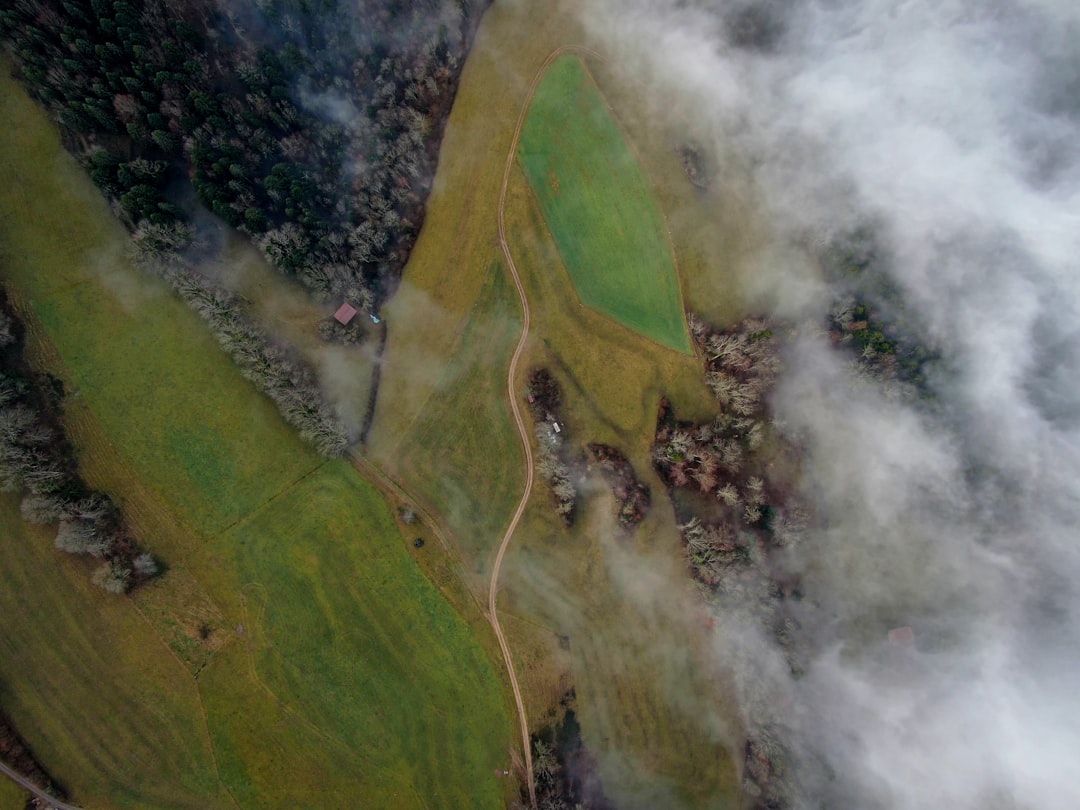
[527,368,580,527]
[523,692,616,810]
[653,314,812,807]
[587,443,650,529]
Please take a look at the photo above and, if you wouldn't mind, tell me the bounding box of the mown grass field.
[0,63,513,808]
[0,777,26,809]
[0,494,232,810]
[369,3,743,808]
[0,65,317,535]
[221,462,510,809]
[518,55,692,354]
[379,263,524,571]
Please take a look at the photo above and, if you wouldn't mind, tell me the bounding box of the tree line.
[0,293,157,593]
[143,249,350,457]
[652,314,808,808]
[0,0,487,310]
[0,0,488,456]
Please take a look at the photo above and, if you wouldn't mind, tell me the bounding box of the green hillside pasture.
[381,264,524,569]
[217,462,511,809]
[0,64,512,808]
[0,66,316,537]
[0,494,232,810]
[0,777,25,809]
[499,172,740,809]
[366,6,735,805]
[518,55,691,354]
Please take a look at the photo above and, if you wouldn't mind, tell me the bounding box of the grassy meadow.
[0,62,514,809]
[518,55,692,354]
[0,777,26,809]
[0,0,767,804]
[381,263,524,571]
[220,462,511,809]
[499,169,741,809]
[0,493,233,810]
[369,3,743,808]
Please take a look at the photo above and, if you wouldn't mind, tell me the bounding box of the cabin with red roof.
[334,302,358,325]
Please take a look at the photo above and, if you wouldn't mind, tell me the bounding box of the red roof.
[888,626,915,645]
[334,303,358,325]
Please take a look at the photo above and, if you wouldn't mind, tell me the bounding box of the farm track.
[0,761,81,810]
[489,44,601,810]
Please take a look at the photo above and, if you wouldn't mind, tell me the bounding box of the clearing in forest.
[517,55,692,354]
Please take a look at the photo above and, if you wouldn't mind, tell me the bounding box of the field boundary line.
[126,599,243,810]
[210,459,328,540]
[233,587,356,757]
[345,450,483,603]
[369,274,493,463]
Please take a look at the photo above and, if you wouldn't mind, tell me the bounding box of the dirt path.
[0,761,81,810]
[489,44,601,810]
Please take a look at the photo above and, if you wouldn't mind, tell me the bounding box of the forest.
[0,0,483,306]
[0,0,487,454]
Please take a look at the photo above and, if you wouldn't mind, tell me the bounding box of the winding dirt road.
[0,761,80,810]
[488,44,600,810]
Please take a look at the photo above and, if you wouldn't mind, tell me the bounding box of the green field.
[518,55,692,354]
[378,263,524,569]
[218,462,510,809]
[368,6,740,806]
[0,493,232,810]
[0,63,512,808]
[0,776,26,809]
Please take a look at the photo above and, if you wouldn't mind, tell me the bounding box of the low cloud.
[572,0,1080,806]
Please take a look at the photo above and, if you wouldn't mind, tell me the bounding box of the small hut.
[888,626,915,645]
[334,302,358,325]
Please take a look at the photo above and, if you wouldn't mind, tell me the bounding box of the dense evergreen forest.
[0,0,486,310]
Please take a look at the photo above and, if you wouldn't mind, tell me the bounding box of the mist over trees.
[153,255,350,456]
[0,0,486,308]
[821,228,939,395]
[0,294,157,593]
[0,0,487,456]
[653,314,807,807]
[576,0,1080,806]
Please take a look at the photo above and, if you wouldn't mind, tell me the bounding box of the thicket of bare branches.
[534,423,577,526]
[527,369,578,526]
[653,314,808,807]
[587,443,650,529]
[0,298,157,593]
[146,255,350,457]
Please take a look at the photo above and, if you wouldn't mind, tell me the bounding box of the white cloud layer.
[576,1,1080,806]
